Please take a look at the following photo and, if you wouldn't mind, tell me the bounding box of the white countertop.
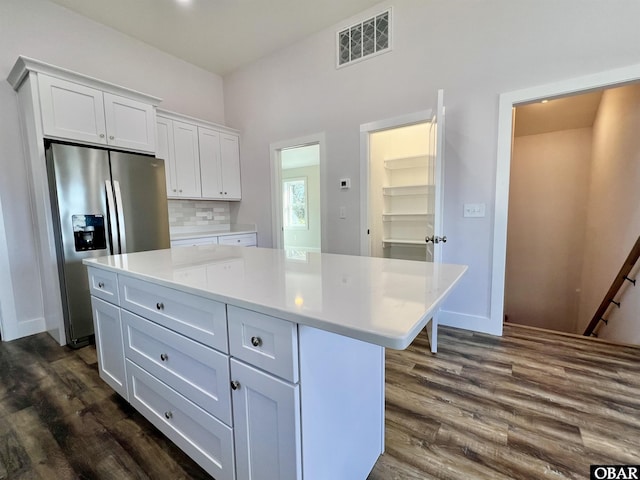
[170,224,256,241]
[84,246,467,350]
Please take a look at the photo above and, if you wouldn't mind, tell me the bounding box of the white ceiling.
[281,144,319,170]
[48,0,383,76]
[514,91,604,137]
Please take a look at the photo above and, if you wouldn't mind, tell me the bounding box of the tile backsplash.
[168,200,230,227]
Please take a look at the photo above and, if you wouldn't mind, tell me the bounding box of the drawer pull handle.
[164,411,173,420]
[156,302,164,311]
[250,336,262,347]
[231,380,240,390]
[97,282,104,288]
[160,353,168,362]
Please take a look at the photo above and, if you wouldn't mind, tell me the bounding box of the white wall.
[282,165,321,250]
[0,0,225,338]
[223,0,640,331]
[506,128,592,333]
[578,84,640,342]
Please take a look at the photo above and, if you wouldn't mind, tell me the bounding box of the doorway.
[360,94,445,262]
[270,134,324,253]
[492,64,640,340]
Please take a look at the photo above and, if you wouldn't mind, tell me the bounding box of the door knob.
[425,235,447,244]
[231,380,240,390]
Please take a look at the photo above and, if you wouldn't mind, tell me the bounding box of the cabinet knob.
[156,302,164,311]
[173,189,177,192]
[224,192,227,195]
[99,133,105,138]
[97,282,104,288]
[164,411,173,420]
[109,135,115,140]
[231,380,240,390]
[219,191,223,195]
[250,336,262,347]
[160,353,168,362]
[179,189,183,193]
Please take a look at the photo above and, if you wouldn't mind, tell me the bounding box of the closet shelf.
[384,155,433,170]
[383,184,434,196]
[382,238,427,246]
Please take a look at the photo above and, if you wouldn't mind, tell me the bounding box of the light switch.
[340,178,351,189]
[463,203,485,218]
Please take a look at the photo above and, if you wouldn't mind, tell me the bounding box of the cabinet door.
[38,73,107,145]
[156,117,178,196]
[172,121,201,198]
[220,134,242,200]
[91,296,128,400]
[231,359,301,480]
[198,127,224,199]
[103,92,156,153]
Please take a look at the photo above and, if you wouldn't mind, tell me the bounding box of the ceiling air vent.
[337,8,391,68]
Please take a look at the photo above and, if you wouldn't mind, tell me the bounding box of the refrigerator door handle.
[113,180,128,253]
[105,180,120,254]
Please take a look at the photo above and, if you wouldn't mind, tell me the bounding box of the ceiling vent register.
[337,9,391,68]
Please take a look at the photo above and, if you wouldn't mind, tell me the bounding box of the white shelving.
[382,154,434,256]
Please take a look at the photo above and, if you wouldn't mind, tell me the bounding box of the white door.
[220,134,242,200]
[198,127,223,199]
[38,73,107,145]
[103,92,156,153]
[172,121,201,198]
[426,89,446,262]
[231,359,301,480]
[156,117,177,196]
[91,296,127,399]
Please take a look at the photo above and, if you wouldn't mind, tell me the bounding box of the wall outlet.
[464,203,485,218]
[339,206,346,219]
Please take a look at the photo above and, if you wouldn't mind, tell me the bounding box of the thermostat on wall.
[340,178,351,189]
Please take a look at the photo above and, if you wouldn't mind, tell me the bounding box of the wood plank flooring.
[0,324,638,479]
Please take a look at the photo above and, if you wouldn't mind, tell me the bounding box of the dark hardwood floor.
[0,324,638,479]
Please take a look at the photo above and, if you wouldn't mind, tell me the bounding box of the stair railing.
[583,235,640,336]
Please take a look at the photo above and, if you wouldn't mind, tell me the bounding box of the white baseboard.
[3,316,46,342]
[438,310,502,336]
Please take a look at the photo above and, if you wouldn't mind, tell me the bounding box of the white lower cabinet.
[88,266,384,480]
[91,297,127,399]
[231,359,301,480]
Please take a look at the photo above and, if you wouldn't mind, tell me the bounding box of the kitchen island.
[83,246,466,480]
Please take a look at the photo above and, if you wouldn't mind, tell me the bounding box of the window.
[283,178,308,229]
[337,9,391,68]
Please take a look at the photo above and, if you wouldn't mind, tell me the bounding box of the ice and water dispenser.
[72,214,107,252]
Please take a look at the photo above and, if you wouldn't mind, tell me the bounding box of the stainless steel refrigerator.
[46,142,170,347]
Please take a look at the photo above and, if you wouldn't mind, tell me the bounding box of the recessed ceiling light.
[541,99,549,104]
[176,0,191,5]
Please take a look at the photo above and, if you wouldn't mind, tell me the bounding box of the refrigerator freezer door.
[47,143,112,345]
[109,151,170,253]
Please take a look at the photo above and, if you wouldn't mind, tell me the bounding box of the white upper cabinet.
[219,134,242,200]
[157,110,242,201]
[38,74,107,146]
[156,116,177,195]
[198,127,223,198]
[103,92,156,152]
[173,121,202,198]
[37,73,156,153]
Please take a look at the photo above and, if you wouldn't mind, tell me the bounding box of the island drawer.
[122,310,232,425]
[228,306,298,382]
[126,360,235,480]
[88,268,119,305]
[118,275,228,353]
[218,233,256,247]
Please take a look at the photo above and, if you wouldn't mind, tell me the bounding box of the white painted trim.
[7,56,162,105]
[157,109,239,135]
[491,62,640,335]
[359,109,433,256]
[269,133,326,251]
[0,197,18,341]
[438,310,499,336]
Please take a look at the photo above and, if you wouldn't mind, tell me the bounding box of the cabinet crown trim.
[7,56,162,106]
[157,109,239,135]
